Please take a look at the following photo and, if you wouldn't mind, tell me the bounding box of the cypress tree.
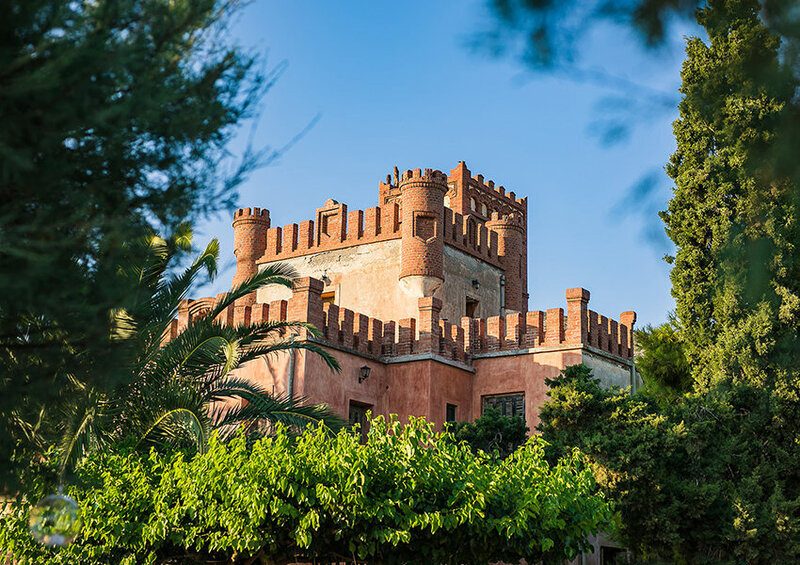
[662,0,800,388]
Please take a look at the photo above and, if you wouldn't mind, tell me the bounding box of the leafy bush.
[540,364,800,564]
[446,408,529,459]
[2,416,612,565]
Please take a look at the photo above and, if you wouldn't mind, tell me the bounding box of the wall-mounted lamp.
[321,273,331,285]
[471,279,480,290]
[359,365,371,383]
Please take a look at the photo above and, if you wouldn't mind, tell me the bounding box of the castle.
[172,161,639,433]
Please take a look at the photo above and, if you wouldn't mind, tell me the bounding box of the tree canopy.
[0,0,265,489]
[539,364,800,564]
[662,0,800,388]
[1,417,613,565]
[634,318,692,400]
[446,407,529,460]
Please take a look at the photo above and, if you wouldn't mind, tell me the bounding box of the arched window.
[481,203,487,216]
[470,197,476,211]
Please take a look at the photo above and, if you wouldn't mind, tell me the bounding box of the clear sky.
[195,0,695,327]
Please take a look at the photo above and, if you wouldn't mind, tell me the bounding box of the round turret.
[486,212,527,312]
[232,207,270,305]
[398,168,448,298]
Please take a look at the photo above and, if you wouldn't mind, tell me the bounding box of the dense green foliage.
[535,3,800,563]
[1,417,613,565]
[0,0,264,488]
[539,364,800,564]
[634,318,692,400]
[446,407,529,459]
[53,228,341,474]
[663,0,800,388]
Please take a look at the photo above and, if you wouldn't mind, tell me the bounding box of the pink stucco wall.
[473,350,582,431]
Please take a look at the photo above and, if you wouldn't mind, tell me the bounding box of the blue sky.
[195,0,695,327]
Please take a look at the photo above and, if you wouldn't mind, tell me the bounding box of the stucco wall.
[255,239,504,326]
[472,350,583,431]
[255,239,421,322]
[581,350,635,390]
[440,245,503,322]
[298,347,475,428]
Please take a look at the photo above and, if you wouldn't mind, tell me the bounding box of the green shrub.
[446,408,529,459]
[2,416,611,565]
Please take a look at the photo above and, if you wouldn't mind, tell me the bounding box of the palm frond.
[236,339,341,373]
[136,239,220,351]
[56,389,115,476]
[205,263,298,320]
[170,222,194,253]
[134,407,208,454]
[208,378,345,437]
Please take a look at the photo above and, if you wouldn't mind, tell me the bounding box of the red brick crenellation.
[232,207,270,306]
[486,211,527,311]
[446,161,527,220]
[253,200,403,265]
[166,281,635,364]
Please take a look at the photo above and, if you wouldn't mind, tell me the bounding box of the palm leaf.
[236,339,341,373]
[203,263,297,321]
[208,378,345,437]
[134,407,208,454]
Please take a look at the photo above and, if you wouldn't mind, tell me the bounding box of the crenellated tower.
[398,168,448,299]
[232,207,270,306]
[486,211,527,312]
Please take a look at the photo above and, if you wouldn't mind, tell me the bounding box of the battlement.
[469,174,527,208]
[448,161,527,216]
[399,168,448,185]
[233,207,270,222]
[442,208,501,268]
[255,201,402,264]
[486,211,525,231]
[167,281,634,367]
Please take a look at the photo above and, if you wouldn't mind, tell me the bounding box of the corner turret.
[398,168,448,298]
[486,211,527,312]
[232,207,270,306]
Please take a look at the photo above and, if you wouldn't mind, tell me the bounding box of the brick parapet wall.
[167,282,635,365]
[442,208,502,268]
[237,161,531,274]
[253,200,402,265]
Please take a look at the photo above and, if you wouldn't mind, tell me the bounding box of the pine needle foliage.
[0,0,267,489]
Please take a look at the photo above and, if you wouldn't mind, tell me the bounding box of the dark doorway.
[348,400,372,444]
[465,297,479,318]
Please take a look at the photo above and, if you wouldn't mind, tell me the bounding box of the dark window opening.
[481,392,525,419]
[465,297,479,318]
[601,546,627,564]
[446,403,457,422]
[348,400,372,444]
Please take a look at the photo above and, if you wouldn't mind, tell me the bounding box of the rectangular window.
[446,403,457,422]
[481,392,525,419]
